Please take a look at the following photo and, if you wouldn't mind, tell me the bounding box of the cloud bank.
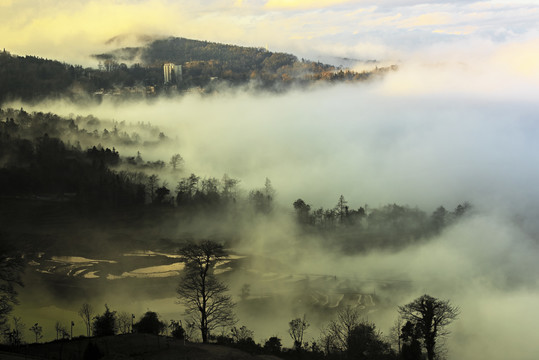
[0,0,537,66]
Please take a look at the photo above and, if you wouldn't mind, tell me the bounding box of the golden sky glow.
[264,0,356,9]
[0,0,537,68]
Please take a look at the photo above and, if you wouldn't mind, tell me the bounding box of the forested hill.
[0,37,396,103]
[95,36,395,88]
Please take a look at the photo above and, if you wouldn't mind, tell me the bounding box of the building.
[163,63,182,84]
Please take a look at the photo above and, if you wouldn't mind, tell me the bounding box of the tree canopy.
[399,294,459,360]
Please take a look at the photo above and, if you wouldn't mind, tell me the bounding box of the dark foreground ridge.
[0,333,283,360]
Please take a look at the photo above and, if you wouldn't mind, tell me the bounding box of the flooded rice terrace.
[16,250,384,342]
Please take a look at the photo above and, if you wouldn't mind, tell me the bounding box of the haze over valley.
[1,1,539,359]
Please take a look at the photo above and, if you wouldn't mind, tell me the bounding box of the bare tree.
[399,294,459,360]
[117,312,132,334]
[29,323,43,343]
[78,303,94,337]
[176,240,236,343]
[54,321,62,340]
[289,315,309,350]
[389,317,404,355]
[321,306,360,353]
[4,316,24,346]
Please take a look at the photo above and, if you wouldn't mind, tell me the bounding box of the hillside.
[94,36,391,89]
[1,333,283,360]
[0,37,396,103]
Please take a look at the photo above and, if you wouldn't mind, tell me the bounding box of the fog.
[6,47,539,359]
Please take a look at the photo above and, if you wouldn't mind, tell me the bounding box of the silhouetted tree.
[347,322,395,360]
[79,303,94,337]
[3,316,24,346]
[154,185,171,205]
[176,240,236,343]
[399,295,459,360]
[263,336,282,355]
[92,305,117,337]
[400,321,422,360]
[230,325,257,352]
[322,306,361,353]
[231,325,254,343]
[169,320,185,339]
[289,315,309,350]
[29,323,43,343]
[117,312,132,334]
[335,194,348,224]
[0,251,24,326]
[52,321,70,340]
[133,311,166,335]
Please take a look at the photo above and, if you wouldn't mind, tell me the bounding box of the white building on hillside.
[164,63,182,84]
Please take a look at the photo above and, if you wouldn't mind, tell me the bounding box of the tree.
[0,251,24,326]
[78,303,94,337]
[169,320,185,339]
[169,153,184,171]
[92,304,117,337]
[388,317,403,355]
[146,174,160,203]
[400,321,422,360]
[335,194,348,224]
[53,321,70,340]
[176,240,236,343]
[264,336,282,355]
[288,315,309,350]
[398,294,459,360]
[346,322,395,360]
[3,316,24,346]
[322,306,361,353]
[293,198,311,225]
[29,323,43,343]
[117,312,132,334]
[321,307,395,359]
[133,311,166,335]
[231,325,254,343]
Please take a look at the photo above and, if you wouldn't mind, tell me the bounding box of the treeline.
[0,107,168,152]
[98,36,395,89]
[0,108,469,247]
[0,50,162,103]
[293,196,470,251]
[0,37,397,103]
[0,108,271,212]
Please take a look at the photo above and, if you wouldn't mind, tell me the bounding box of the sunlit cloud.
[0,0,536,66]
[433,26,478,35]
[398,12,452,28]
[264,0,357,10]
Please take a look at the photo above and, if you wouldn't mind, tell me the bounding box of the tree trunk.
[426,338,435,360]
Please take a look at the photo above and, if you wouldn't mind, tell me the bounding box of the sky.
[0,0,538,67]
